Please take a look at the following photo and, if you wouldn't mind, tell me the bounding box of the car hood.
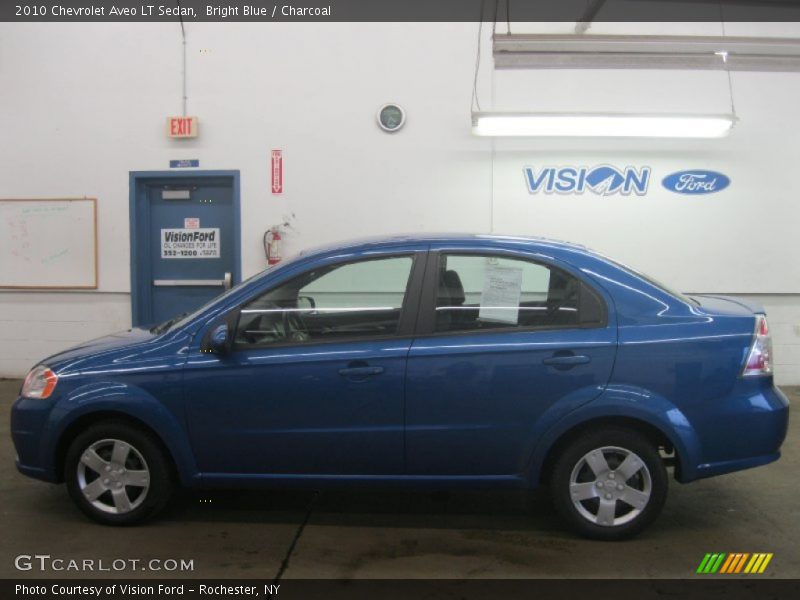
[40,328,158,373]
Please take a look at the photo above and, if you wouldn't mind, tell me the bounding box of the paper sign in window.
[478,263,523,324]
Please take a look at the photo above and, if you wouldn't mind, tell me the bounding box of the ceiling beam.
[494,34,800,71]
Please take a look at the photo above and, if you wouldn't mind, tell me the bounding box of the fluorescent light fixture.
[471,112,735,138]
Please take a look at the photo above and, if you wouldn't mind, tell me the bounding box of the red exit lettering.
[166,116,198,138]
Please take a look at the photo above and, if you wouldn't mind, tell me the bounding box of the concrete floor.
[1,378,797,579]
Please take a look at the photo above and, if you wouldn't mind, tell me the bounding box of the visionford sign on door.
[161,228,221,259]
[662,170,731,194]
[524,165,651,196]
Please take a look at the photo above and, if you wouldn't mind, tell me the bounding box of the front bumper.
[11,396,59,482]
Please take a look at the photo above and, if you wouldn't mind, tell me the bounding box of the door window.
[235,256,414,347]
[433,254,604,333]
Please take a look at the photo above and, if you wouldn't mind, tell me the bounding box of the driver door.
[183,251,426,478]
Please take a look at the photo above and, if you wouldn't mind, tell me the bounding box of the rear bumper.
[683,384,789,482]
[693,452,781,480]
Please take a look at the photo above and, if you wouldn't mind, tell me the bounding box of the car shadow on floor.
[156,474,728,540]
[165,488,559,530]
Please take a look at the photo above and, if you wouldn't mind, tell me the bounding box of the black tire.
[550,427,668,540]
[64,421,174,525]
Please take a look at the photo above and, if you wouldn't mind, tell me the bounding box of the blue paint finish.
[184,338,410,476]
[11,328,199,486]
[10,234,789,495]
[406,327,617,475]
[129,171,241,327]
[524,384,703,484]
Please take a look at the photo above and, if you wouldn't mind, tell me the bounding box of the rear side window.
[433,254,604,333]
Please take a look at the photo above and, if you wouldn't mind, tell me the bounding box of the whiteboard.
[0,199,98,289]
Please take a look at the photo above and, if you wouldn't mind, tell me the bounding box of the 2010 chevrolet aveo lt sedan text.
[11,235,789,539]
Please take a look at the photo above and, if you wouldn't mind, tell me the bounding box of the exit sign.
[166,116,198,138]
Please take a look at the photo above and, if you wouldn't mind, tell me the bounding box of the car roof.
[297,233,591,258]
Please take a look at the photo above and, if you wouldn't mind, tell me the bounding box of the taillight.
[21,365,59,399]
[742,315,773,377]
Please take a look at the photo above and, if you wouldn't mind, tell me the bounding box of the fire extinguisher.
[264,227,283,266]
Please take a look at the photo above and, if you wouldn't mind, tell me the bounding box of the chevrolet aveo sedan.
[11,235,789,539]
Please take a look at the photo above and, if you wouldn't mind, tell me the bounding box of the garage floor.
[1,379,796,579]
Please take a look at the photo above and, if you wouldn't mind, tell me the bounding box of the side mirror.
[209,323,230,354]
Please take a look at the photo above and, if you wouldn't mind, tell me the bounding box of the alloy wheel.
[76,438,151,515]
[568,445,652,527]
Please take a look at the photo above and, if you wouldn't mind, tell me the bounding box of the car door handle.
[338,366,385,377]
[542,355,591,367]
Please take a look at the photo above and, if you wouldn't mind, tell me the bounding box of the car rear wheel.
[550,427,668,540]
[65,421,174,525]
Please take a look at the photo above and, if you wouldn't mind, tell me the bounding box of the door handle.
[153,273,231,288]
[153,279,227,287]
[338,366,385,378]
[542,354,591,368]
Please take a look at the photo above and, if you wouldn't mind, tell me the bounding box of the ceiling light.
[471,112,735,138]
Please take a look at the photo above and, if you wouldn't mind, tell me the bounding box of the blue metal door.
[182,250,428,479]
[130,172,240,326]
[404,247,618,478]
[183,340,410,477]
[405,328,617,477]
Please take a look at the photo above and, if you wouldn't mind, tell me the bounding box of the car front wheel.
[550,427,668,540]
[64,421,174,525]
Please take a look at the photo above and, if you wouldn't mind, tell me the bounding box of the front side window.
[235,255,414,347]
[433,254,603,333]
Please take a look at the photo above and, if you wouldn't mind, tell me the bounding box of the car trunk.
[688,294,764,317]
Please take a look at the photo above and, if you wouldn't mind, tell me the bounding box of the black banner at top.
[4,0,800,22]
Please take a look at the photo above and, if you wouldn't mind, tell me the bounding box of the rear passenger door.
[405,249,617,477]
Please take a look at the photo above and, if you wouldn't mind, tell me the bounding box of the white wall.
[1,22,799,383]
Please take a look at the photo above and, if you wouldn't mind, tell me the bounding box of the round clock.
[377,103,406,133]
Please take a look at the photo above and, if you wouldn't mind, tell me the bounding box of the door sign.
[161,228,220,259]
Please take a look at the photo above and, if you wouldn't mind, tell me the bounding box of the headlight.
[21,365,59,399]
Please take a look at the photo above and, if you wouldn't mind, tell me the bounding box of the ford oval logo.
[662,170,730,194]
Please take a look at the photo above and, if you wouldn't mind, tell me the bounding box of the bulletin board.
[0,198,98,289]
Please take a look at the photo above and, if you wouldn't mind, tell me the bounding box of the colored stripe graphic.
[697,554,713,574]
[710,553,726,573]
[698,553,726,573]
[759,553,774,573]
[734,553,750,573]
[699,553,773,574]
[722,553,749,573]
[719,554,739,573]
[719,554,736,574]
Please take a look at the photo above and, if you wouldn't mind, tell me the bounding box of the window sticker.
[478,259,523,324]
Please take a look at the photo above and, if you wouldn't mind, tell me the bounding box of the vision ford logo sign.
[524,165,650,196]
[662,170,730,194]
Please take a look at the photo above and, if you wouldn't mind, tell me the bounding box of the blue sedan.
[10,235,789,539]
